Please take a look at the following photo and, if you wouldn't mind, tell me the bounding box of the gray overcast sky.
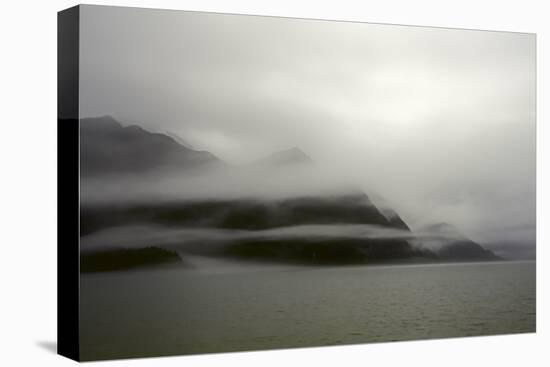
[79,5,535,247]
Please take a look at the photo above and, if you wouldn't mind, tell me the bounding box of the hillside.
[80,116,220,176]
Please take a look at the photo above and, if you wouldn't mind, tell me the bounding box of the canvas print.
[66,4,536,361]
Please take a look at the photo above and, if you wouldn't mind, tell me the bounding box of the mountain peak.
[80,116,221,176]
[423,222,461,234]
[80,115,122,130]
[419,222,470,242]
[257,147,313,167]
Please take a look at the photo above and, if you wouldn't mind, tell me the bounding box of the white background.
[0,0,547,366]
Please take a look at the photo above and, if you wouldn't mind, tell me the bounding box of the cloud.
[78,5,535,249]
[80,223,469,253]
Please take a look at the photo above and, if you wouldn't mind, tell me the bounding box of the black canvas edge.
[58,5,80,362]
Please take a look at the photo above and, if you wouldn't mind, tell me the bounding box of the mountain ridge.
[255,147,314,167]
[80,116,221,176]
[79,116,500,265]
[420,222,499,260]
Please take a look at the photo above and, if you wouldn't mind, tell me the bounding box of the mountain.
[437,241,498,260]
[80,246,182,272]
[222,237,428,265]
[422,223,499,261]
[78,118,498,266]
[483,241,535,260]
[81,193,419,265]
[255,147,314,167]
[81,193,409,235]
[367,192,410,230]
[80,116,220,177]
[164,131,195,149]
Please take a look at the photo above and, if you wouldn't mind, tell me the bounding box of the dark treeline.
[80,246,181,273]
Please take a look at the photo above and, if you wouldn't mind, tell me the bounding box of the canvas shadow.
[36,340,57,354]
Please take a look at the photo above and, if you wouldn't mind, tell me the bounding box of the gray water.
[80,261,535,361]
